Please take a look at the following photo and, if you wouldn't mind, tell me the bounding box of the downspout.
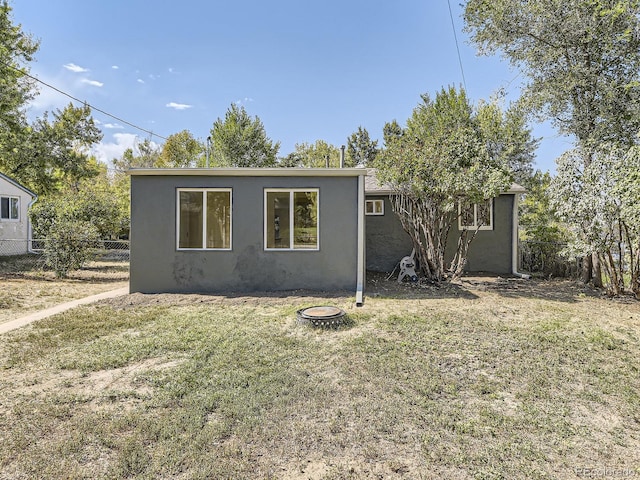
[511,193,531,279]
[356,173,365,306]
[27,194,38,254]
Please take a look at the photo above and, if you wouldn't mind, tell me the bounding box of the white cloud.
[64,63,89,73]
[92,133,137,164]
[137,78,145,84]
[81,78,104,87]
[103,123,124,129]
[92,133,161,165]
[166,102,192,110]
[112,65,119,70]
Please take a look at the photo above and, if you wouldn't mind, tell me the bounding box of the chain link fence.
[0,239,129,261]
[519,240,580,278]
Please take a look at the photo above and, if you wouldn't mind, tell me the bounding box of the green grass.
[0,289,639,479]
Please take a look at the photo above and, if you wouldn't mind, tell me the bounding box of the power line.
[2,61,168,141]
[447,0,467,92]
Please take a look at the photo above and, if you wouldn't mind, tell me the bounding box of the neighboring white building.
[0,173,37,256]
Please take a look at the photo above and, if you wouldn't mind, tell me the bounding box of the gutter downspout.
[512,193,531,279]
[356,173,365,306]
[27,194,38,254]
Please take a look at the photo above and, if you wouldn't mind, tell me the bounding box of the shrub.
[44,219,100,278]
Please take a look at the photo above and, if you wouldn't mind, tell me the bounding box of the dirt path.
[0,286,129,335]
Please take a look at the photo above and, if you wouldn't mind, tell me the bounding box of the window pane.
[293,191,318,249]
[374,200,383,214]
[477,200,491,227]
[266,192,290,248]
[10,198,19,220]
[0,197,8,219]
[179,191,203,248]
[206,191,231,249]
[460,200,474,227]
[366,201,374,214]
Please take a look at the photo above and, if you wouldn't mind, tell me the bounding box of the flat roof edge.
[127,168,366,177]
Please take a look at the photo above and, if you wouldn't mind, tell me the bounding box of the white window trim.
[0,196,20,222]
[365,199,384,216]
[176,188,232,251]
[458,199,494,231]
[264,188,320,251]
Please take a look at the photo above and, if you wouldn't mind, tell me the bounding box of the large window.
[177,189,231,250]
[265,189,318,250]
[0,196,19,221]
[458,198,493,230]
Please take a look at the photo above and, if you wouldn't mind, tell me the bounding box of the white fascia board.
[127,168,365,177]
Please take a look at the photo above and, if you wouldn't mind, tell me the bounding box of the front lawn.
[0,255,128,324]
[0,278,639,479]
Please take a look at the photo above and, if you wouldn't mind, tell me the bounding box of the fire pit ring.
[296,306,347,328]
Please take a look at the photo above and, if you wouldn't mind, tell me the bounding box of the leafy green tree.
[464,0,640,283]
[519,171,566,243]
[0,2,39,173]
[209,104,279,167]
[284,140,341,168]
[377,86,533,281]
[3,103,102,194]
[31,161,129,240]
[382,120,404,147]
[550,145,640,295]
[112,137,161,172]
[158,130,204,168]
[346,126,379,167]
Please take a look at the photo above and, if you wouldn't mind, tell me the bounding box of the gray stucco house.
[365,170,525,275]
[129,168,366,304]
[0,172,38,256]
[128,168,524,301]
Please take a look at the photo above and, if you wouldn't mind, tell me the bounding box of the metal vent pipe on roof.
[340,145,345,168]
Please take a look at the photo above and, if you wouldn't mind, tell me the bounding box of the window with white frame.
[0,196,19,221]
[177,189,232,250]
[265,189,318,250]
[365,199,384,216]
[458,198,493,230]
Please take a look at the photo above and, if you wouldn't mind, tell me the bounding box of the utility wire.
[447,0,467,92]
[2,61,167,141]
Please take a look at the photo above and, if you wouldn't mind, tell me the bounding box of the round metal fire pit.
[296,306,347,328]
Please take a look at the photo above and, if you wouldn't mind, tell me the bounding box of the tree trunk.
[592,253,603,288]
[581,254,593,284]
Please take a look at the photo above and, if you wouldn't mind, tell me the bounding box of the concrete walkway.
[0,286,129,335]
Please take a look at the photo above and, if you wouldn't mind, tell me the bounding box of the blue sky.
[12,1,569,172]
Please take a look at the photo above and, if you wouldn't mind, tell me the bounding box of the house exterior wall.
[365,195,413,272]
[130,174,360,293]
[0,177,33,256]
[366,194,514,274]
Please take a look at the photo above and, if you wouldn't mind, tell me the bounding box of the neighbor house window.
[265,189,318,250]
[458,198,493,230]
[177,189,231,250]
[365,199,384,216]
[0,196,19,221]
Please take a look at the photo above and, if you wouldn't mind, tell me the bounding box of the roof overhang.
[0,172,37,198]
[127,167,365,177]
[365,183,527,196]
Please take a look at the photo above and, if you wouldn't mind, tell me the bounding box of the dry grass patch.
[0,276,639,479]
[0,255,128,324]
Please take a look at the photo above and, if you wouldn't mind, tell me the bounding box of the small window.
[265,189,318,250]
[0,196,19,221]
[177,189,232,250]
[458,198,493,230]
[365,199,384,216]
